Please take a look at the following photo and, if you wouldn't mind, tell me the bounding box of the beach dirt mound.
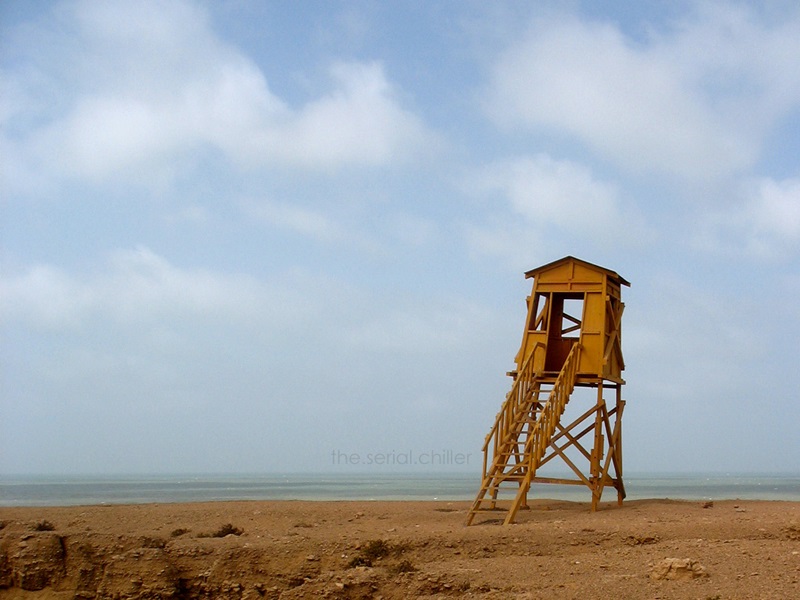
[1,499,798,599]
[1,531,66,591]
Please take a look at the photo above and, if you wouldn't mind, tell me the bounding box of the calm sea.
[1,473,799,507]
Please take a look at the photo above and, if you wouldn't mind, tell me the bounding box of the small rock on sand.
[650,557,709,580]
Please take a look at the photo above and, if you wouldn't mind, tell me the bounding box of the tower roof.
[524,256,630,287]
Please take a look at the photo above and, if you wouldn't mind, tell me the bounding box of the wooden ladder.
[466,343,582,525]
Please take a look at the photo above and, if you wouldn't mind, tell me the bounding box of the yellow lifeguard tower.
[467,256,629,525]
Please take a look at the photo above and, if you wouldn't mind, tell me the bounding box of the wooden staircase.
[466,342,582,525]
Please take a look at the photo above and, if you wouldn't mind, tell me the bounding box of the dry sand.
[1,498,799,599]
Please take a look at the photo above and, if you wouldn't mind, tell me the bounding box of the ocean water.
[1,472,799,507]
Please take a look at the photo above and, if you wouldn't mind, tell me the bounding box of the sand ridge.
[1,498,799,598]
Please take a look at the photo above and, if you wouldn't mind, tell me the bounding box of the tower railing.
[521,341,581,478]
[503,342,582,523]
[480,342,546,480]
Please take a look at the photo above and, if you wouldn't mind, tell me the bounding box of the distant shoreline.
[2,472,799,507]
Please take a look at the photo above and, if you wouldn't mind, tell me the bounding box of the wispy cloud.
[464,154,652,267]
[241,199,345,242]
[2,0,439,196]
[486,5,800,180]
[696,176,800,258]
[0,247,300,330]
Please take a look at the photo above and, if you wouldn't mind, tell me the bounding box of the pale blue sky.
[2,1,799,475]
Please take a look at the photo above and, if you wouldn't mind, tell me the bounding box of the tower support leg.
[590,383,605,511]
[614,385,625,505]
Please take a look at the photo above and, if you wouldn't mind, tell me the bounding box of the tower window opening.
[561,297,584,338]
[529,292,549,332]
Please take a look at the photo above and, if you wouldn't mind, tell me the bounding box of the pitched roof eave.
[524,255,630,287]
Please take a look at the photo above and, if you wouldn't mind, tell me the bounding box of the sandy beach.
[1,498,798,599]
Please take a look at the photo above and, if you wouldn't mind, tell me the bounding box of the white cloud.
[694,176,800,259]
[479,155,621,229]
[3,0,437,192]
[0,264,92,330]
[465,154,651,266]
[345,298,497,354]
[0,247,300,330]
[242,199,344,242]
[487,6,800,179]
[749,177,800,243]
[251,61,436,169]
[464,221,547,269]
[626,272,759,397]
[241,199,439,252]
[658,3,800,121]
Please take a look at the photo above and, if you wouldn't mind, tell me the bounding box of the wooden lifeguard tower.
[466,256,629,525]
